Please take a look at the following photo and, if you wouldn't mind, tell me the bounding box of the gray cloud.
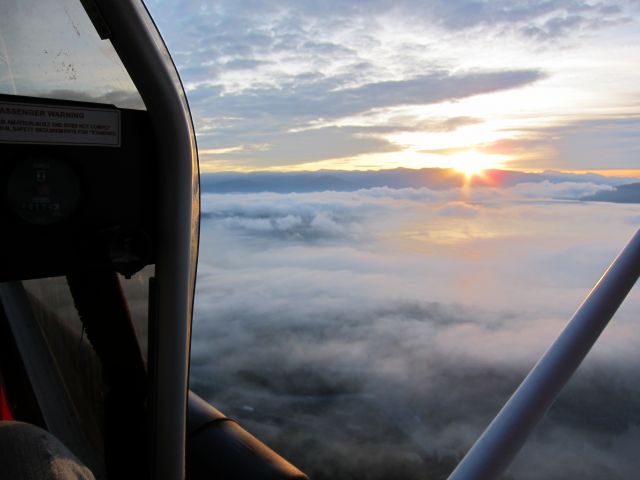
[551,117,640,171]
[509,180,615,199]
[437,202,480,218]
[37,89,145,110]
[191,297,640,479]
[223,58,271,70]
[148,1,633,52]
[198,116,485,168]
[191,71,541,167]
[486,117,640,171]
[191,70,543,122]
[200,180,615,231]
[203,203,365,243]
[202,126,401,167]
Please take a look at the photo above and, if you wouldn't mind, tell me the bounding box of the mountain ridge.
[200,168,635,195]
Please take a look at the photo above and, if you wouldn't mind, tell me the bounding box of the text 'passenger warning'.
[0,102,121,147]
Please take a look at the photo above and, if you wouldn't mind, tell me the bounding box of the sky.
[138,2,640,478]
[146,0,640,174]
[139,2,640,478]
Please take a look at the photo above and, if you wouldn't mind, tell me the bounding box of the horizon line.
[199,165,640,178]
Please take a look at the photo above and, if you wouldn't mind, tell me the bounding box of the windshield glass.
[0,0,144,109]
[150,2,640,479]
[0,1,152,473]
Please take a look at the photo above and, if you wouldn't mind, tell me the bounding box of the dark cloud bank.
[191,288,640,480]
[190,71,544,167]
[190,183,640,479]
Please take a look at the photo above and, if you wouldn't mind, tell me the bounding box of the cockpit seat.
[0,421,94,480]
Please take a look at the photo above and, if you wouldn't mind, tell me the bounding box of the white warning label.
[0,101,120,147]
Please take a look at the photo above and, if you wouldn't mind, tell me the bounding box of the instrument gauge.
[7,157,80,225]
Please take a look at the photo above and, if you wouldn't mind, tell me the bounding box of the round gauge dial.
[7,157,80,225]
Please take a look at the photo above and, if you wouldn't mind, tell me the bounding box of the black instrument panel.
[0,94,157,281]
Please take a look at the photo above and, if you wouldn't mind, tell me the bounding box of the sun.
[447,153,501,180]
[454,160,486,179]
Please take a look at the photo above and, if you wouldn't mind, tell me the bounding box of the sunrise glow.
[447,153,502,180]
[146,1,640,176]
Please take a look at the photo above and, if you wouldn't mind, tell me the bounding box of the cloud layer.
[191,184,640,479]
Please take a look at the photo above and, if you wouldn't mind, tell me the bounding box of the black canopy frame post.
[83,1,200,479]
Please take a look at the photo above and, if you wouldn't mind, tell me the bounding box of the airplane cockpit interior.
[0,0,307,478]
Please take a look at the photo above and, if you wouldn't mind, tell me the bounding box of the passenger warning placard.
[0,101,120,147]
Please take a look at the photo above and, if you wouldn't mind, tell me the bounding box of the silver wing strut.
[448,228,640,480]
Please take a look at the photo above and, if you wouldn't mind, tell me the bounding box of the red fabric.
[0,378,12,420]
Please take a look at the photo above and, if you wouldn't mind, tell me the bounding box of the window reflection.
[0,0,144,109]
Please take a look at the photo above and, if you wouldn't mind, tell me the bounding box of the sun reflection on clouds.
[393,200,507,252]
[400,221,501,248]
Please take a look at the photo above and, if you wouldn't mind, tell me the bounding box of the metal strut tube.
[448,228,640,480]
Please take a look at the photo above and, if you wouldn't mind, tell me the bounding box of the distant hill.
[201,168,634,194]
[581,182,640,204]
[201,173,356,193]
